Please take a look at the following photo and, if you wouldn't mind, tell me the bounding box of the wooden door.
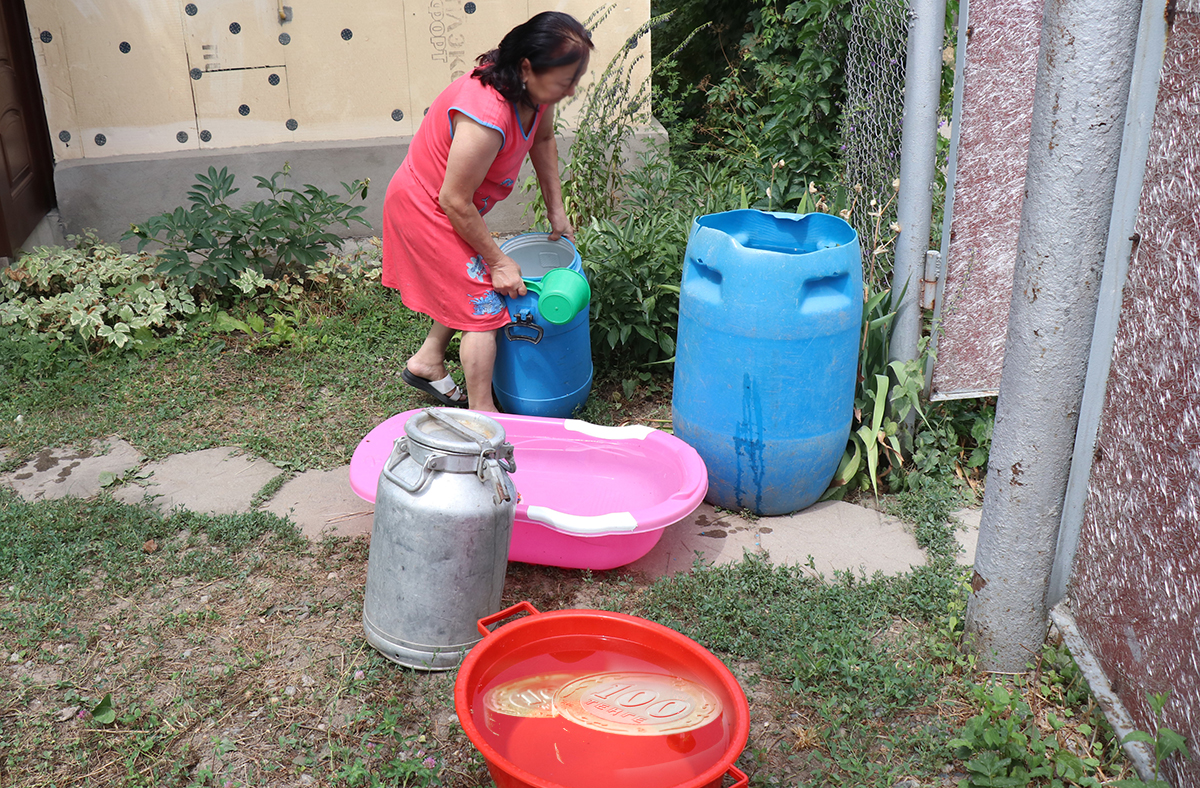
[0,0,55,258]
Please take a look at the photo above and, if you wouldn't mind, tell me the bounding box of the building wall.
[25,0,654,241]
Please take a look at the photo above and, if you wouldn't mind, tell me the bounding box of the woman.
[382,11,593,411]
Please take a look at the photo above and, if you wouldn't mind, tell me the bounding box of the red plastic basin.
[454,602,749,788]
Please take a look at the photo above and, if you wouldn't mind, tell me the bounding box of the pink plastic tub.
[349,410,708,570]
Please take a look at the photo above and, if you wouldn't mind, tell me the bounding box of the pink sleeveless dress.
[381,74,543,331]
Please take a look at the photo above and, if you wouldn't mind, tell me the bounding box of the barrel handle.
[382,439,441,494]
[504,315,543,344]
[725,765,748,787]
[477,601,540,636]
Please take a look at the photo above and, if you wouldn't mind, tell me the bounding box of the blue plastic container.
[494,234,593,418]
[671,210,862,515]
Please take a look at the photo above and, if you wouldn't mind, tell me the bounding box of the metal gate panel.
[1068,8,1200,785]
[928,0,1042,399]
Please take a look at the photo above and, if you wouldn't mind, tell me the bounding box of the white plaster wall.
[26,0,651,162]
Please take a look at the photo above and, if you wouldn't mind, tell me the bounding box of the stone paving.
[0,435,979,579]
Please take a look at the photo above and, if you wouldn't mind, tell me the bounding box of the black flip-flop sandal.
[402,368,468,408]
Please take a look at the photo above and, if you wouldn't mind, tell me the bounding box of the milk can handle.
[725,765,748,787]
[381,438,439,494]
[476,601,540,636]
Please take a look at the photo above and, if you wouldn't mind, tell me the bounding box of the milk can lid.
[404,408,508,456]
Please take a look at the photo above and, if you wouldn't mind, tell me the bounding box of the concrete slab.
[261,466,374,541]
[114,448,281,515]
[0,438,145,502]
[952,508,982,566]
[628,500,927,581]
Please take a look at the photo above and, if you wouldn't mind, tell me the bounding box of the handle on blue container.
[503,314,543,344]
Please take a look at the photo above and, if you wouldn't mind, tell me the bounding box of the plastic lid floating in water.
[553,672,723,736]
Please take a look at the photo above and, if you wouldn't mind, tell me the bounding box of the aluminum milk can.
[363,408,516,670]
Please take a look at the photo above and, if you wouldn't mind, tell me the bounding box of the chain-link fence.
[841,0,910,284]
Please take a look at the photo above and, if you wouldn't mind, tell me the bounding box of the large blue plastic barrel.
[672,210,862,515]
[494,234,593,418]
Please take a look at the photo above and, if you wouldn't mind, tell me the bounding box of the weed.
[520,9,741,366]
[1113,691,1191,788]
[125,164,370,292]
[632,554,970,784]
[886,476,975,560]
[949,642,1131,788]
[701,0,852,192]
[0,283,430,472]
[0,490,303,609]
[574,147,742,364]
[907,396,995,494]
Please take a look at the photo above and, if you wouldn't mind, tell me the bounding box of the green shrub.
[701,0,852,196]
[125,164,370,292]
[0,230,197,351]
[949,648,1138,788]
[650,0,752,143]
[573,147,743,365]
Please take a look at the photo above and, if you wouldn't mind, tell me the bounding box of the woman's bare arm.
[440,114,527,297]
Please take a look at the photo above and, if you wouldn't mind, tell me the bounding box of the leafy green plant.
[824,306,923,500]
[701,0,852,197]
[649,0,750,143]
[573,149,743,364]
[949,643,1137,788]
[908,396,994,492]
[543,7,708,228]
[125,164,370,291]
[522,8,750,365]
[1113,691,1191,788]
[530,109,745,365]
[0,230,197,351]
[90,693,117,725]
[951,681,1105,788]
[819,177,996,502]
[211,307,302,351]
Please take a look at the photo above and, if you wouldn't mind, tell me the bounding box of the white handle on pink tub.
[525,507,639,534]
[562,421,655,440]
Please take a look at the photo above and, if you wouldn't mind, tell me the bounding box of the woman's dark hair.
[474,12,593,106]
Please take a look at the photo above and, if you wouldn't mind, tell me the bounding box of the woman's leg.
[405,322,464,400]
[460,329,499,412]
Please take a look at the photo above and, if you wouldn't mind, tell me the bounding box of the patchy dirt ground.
[2,536,751,788]
[4,523,1130,788]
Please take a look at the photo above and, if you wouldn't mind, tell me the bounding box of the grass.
[0,487,1138,787]
[0,283,662,475]
[0,287,426,471]
[0,255,1141,788]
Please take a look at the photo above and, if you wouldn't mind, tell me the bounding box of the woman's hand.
[490,255,527,298]
[547,205,575,243]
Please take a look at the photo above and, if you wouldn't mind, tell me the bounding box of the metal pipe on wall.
[890,0,947,369]
[964,0,1143,670]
